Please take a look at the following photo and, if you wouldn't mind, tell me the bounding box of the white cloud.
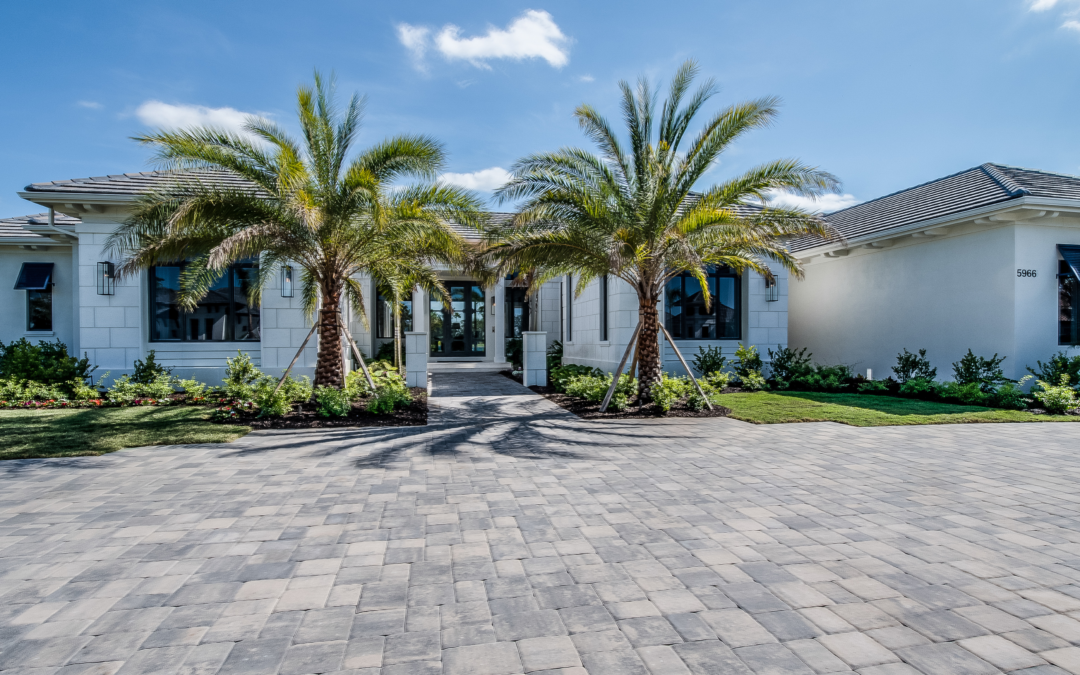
[577,74,595,83]
[1030,0,1062,10]
[77,100,102,109]
[398,10,570,70]
[767,191,860,214]
[439,167,512,192]
[397,24,430,63]
[1064,19,1080,29]
[135,101,262,136]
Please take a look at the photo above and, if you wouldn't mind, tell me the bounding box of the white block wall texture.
[404,331,428,388]
[557,270,787,377]
[522,331,547,386]
[789,219,1080,382]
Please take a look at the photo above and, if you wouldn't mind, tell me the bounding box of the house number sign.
[1016,269,1038,278]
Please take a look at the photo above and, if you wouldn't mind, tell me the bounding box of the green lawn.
[715,391,1080,427]
[0,406,250,460]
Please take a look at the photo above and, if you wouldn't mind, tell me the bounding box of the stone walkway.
[2,373,1080,674]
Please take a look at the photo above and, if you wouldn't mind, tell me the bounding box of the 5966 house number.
[1017,269,1038,278]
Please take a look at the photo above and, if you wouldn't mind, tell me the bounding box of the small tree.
[952,349,1007,392]
[894,348,936,383]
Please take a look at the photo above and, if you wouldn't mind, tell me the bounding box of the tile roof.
[23,169,258,195]
[789,163,1080,252]
[0,213,81,241]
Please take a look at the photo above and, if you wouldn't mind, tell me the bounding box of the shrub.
[563,372,636,411]
[345,360,402,399]
[107,375,142,404]
[688,371,728,410]
[0,378,68,401]
[279,374,313,403]
[547,340,564,370]
[952,350,1007,392]
[550,364,603,392]
[223,351,262,401]
[1027,352,1080,389]
[140,372,176,400]
[767,346,812,388]
[132,350,173,384]
[938,381,990,407]
[898,377,940,399]
[178,378,209,400]
[692,346,727,376]
[367,380,412,414]
[894,348,937,384]
[740,371,768,392]
[794,364,853,392]
[652,374,691,413]
[858,380,891,395]
[1033,375,1078,415]
[253,381,292,418]
[989,376,1031,410]
[0,338,96,389]
[315,386,352,417]
[733,344,763,379]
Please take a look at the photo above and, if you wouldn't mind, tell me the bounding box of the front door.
[430,282,486,356]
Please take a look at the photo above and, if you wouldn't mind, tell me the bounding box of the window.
[599,275,609,341]
[565,275,573,341]
[376,289,413,338]
[14,263,54,332]
[505,287,529,338]
[150,261,260,341]
[665,267,741,340]
[1061,259,1079,346]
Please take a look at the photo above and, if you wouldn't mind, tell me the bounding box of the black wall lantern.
[281,265,294,297]
[97,262,115,296]
[765,275,779,302]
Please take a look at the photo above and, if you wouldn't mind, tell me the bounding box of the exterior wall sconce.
[490,294,496,315]
[96,262,115,296]
[765,276,779,302]
[281,265,294,297]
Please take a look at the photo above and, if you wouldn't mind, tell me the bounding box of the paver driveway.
[2,373,1080,675]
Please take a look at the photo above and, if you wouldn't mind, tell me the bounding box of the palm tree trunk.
[637,294,662,400]
[315,284,345,388]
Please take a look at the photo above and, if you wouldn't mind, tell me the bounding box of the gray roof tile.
[790,163,1080,252]
[0,212,80,240]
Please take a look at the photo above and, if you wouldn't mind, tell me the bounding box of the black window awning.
[1060,244,1080,280]
[14,263,53,290]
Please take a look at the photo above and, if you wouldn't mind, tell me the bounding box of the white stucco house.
[2,162,1078,387]
[789,163,1080,382]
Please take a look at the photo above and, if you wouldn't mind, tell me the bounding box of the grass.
[0,406,250,460]
[715,391,1080,427]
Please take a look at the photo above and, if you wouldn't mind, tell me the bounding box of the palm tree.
[485,61,839,399]
[107,73,484,388]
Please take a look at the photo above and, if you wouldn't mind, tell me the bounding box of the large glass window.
[665,267,741,340]
[505,287,529,339]
[27,290,52,331]
[150,261,260,341]
[1061,260,1078,346]
[565,275,573,342]
[600,275,609,341]
[376,289,413,338]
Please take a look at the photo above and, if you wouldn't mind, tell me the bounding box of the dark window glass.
[505,287,529,339]
[27,289,52,331]
[566,275,573,341]
[665,267,741,340]
[1061,260,1079,346]
[376,289,413,339]
[600,275,608,341]
[149,261,260,342]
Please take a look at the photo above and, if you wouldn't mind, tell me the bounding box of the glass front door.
[430,282,486,356]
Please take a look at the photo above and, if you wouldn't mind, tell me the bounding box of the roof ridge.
[823,164,997,218]
[980,163,1029,197]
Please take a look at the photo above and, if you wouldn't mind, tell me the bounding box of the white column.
[523,331,547,387]
[404,331,428,388]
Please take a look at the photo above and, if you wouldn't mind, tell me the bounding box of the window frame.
[148,260,261,342]
[376,288,413,339]
[1060,260,1079,346]
[26,288,52,332]
[599,275,609,342]
[664,267,742,341]
[565,274,573,342]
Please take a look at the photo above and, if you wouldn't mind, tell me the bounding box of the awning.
[1060,244,1080,280]
[13,262,53,290]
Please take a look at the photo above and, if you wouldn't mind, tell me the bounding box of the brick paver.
[1,371,1080,674]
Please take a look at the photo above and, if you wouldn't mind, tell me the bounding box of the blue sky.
[3,0,1080,215]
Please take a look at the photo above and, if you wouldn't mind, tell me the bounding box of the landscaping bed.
[215,388,428,429]
[530,384,732,419]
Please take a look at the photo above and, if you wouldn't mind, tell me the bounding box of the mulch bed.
[216,388,428,429]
